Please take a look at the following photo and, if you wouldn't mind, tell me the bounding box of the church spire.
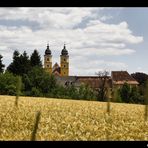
[61,43,68,55]
[64,42,66,49]
[45,42,51,55]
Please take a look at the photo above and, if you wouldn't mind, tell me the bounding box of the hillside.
[0,95,147,141]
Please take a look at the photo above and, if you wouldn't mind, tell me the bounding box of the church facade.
[43,44,139,93]
[44,44,69,76]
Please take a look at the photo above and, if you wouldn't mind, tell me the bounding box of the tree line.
[0,50,148,104]
[0,50,96,101]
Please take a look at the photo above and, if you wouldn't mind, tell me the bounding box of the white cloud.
[70,57,128,76]
[0,7,144,75]
[100,15,113,21]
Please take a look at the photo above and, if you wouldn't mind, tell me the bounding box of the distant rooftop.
[111,71,139,85]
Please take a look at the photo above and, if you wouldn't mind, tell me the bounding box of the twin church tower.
[44,43,69,76]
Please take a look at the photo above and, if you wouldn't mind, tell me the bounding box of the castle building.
[44,43,69,76]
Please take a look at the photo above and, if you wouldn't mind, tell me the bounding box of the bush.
[112,87,122,103]
[31,87,43,97]
[6,84,16,95]
[119,83,143,104]
[0,72,19,95]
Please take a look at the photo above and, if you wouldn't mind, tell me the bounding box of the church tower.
[44,43,52,74]
[60,44,69,76]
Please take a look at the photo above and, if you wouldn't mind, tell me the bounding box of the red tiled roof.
[112,71,139,85]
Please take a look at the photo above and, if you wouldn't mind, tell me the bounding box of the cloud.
[0,8,99,29]
[100,15,113,21]
[0,7,144,75]
[135,67,148,75]
[70,57,128,76]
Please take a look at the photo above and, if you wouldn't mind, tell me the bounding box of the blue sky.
[0,7,147,76]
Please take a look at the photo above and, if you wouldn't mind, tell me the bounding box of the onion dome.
[61,44,68,56]
[45,43,51,55]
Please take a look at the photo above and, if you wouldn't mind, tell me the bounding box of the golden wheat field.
[0,95,148,141]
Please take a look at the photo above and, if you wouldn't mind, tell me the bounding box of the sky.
[0,7,147,76]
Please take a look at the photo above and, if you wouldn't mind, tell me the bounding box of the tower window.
[64,58,66,61]
[47,58,49,61]
[47,65,49,67]
[64,65,66,68]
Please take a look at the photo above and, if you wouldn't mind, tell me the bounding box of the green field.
[0,95,147,140]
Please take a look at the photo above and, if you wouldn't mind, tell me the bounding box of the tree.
[0,54,5,73]
[130,86,141,104]
[119,83,131,103]
[131,72,148,98]
[95,70,109,101]
[0,72,19,95]
[30,50,42,67]
[19,51,31,76]
[67,84,78,99]
[23,66,56,97]
[7,50,31,76]
[112,87,122,103]
[78,84,96,101]
[131,72,148,86]
[7,50,20,75]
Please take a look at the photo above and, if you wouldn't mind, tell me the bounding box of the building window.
[47,65,49,68]
[64,72,65,74]
[47,58,49,61]
[64,58,66,61]
[64,65,66,68]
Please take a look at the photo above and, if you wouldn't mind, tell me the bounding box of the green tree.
[0,72,18,95]
[23,66,56,97]
[130,86,141,104]
[31,87,42,97]
[0,55,5,73]
[30,50,42,67]
[7,50,20,75]
[131,72,148,97]
[7,50,31,76]
[119,83,131,103]
[78,85,96,100]
[67,84,78,99]
[19,51,31,75]
[112,87,122,103]
[131,72,148,86]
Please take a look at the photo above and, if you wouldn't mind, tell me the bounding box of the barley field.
[0,95,147,141]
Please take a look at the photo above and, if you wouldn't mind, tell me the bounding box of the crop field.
[0,95,148,141]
